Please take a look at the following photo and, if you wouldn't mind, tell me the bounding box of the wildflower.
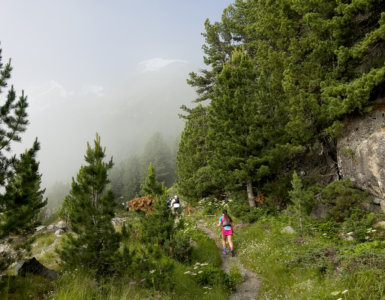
[337,298,342,300]
[191,273,197,276]
[150,269,156,274]
[198,271,203,274]
[365,236,369,239]
[331,291,340,296]
[342,290,348,294]
[140,278,146,282]
[372,229,377,233]
[184,271,191,274]
[346,232,353,236]
[193,266,198,269]
[129,281,136,285]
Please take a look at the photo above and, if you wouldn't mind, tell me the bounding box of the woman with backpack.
[217,209,234,256]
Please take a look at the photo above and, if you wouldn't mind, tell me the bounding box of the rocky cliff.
[337,102,385,211]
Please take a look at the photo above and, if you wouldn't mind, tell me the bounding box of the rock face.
[337,103,385,208]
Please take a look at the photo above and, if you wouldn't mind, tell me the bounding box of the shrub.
[228,200,267,223]
[321,180,370,222]
[165,233,192,263]
[343,208,377,242]
[193,265,234,291]
[316,219,341,241]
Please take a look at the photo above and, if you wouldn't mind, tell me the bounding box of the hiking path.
[197,220,260,300]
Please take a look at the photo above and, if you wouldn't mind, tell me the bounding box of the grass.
[0,274,55,300]
[231,215,385,300]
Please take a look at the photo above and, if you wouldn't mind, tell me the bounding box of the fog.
[14,61,195,187]
[0,0,233,199]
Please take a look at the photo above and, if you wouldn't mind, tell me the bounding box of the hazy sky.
[0,0,233,187]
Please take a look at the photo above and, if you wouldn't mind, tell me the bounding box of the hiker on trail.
[217,209,234,256]
[170,195,180,214]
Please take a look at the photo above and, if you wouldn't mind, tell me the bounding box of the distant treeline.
[109,132,178,201]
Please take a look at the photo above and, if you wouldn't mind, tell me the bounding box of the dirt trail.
[197,221,260,300]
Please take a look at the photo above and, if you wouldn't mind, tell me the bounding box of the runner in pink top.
[216,209,235,256]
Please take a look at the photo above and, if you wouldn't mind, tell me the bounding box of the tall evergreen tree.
[177,104,221,202]
[0,46,46,270]
[58,134,121,276]
[141,162,166,197]
[0,48,29,187]
[0,140,47,237]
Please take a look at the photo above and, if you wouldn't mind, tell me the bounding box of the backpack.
[175,198,179,204]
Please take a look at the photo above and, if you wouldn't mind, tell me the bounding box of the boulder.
[281,226,296,234]
[15,257,59,279]
[310,203,329,219]
[47,224,54,230]
[55,220,66,230]
[55,229,64,237]
[35,226,46,232]
[374,221,385,229]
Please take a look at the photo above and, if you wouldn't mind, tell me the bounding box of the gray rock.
[55,220,66,229]
[47,224,54,230]
[16,257,59,279]
[310,203,329,219]
[281,226,295,234]
[55,229,64,237]
[374,221,385,228]
[35,225,46,232]
[337,104,385,212]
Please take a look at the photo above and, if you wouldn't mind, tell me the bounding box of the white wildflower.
[342,290,348,294]
[184,271,191,274]
[150,269,156,274]
[331,291,340,296]
[198,271,203,274]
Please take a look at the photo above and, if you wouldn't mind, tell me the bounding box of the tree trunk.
[246,180,256,207]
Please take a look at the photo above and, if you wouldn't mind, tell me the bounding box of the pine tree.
[0,46,46,271]
[0,140,47,237]
[141,162,166,197]
[176,104,221,202]
[0,48,29,187]
[58,134,121,276]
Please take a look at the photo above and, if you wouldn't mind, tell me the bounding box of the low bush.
[228,200,267,223]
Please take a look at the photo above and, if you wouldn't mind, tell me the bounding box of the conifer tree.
[0,48,29,187]
[141,162,166,197]
[0,46,46,270]
[0,140,46,237]
[177,105,222,202]
[58,134,121,276]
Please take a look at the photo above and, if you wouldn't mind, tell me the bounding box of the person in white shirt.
[170,195,180,214]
